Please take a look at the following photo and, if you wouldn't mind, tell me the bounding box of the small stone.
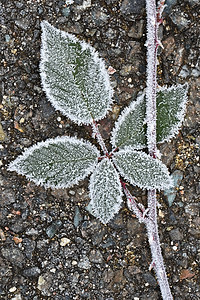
[120,64,132,76]
[15,19,29,31]
[23,238,36,259]
[60,237,71,246]
[128,20,144,39]
[171,13,190,29]
[169,228,183,241]
[46,220,62,238]
[13,236,23,244]
[164,0,177,14]
[0,189,16,206]
[112,268,125,284]
[92,10,108,26]
[163,170,183,207]
[69,190,75,195]
[5,34,11,42]
[143,272,157,288]
[25,228,39,236]
[11,295,22,300]
[78,0,92,9]
[72,260,78,266]
[65,0,74,4]
[185,203,200,216]
[120,0,145,18]
[78,256,91,269]
[179,65,190,78]
[37,275,46,289]
[62,7,71,17]
[9,287,17,293]
[74,206,82,228]
[15,2,24,8]
[37,273,53,296]
[0,228,6,241]
[89,249,104,264]
[1,247,25,267]
[23,267,41,278]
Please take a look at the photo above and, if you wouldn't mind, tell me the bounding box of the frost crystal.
[89,158,123,224]
[111,93,147,149]
[8,136,100,189]
[113,147,173,190]
[40,21,113,125]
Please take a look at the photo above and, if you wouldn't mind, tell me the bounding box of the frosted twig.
[145,0,173,299]
[92,120,108,155]
[121,180,146,223]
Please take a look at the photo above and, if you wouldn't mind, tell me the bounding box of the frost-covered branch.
[145,0,173,299]
[92,120,108,155]
[121,180,145,223]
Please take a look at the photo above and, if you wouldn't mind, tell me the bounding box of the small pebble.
[9,287,17,293]
[60,237,71,246]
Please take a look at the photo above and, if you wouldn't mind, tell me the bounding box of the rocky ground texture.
[0,0,199,299]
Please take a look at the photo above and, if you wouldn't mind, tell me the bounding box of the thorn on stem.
[149,260,156,271]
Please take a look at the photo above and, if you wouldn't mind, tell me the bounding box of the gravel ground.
[0,0,199,299]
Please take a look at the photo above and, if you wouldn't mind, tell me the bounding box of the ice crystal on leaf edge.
[89,158,123,224]
[8,136,100,189]
[40,21,114,125]
[111,84,188,150]
[113,147,173,190]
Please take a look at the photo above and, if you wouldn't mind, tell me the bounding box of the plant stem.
[146,191,173,300]
[121,181,144,223]
[92,120,108,155]
[145,0,173,299]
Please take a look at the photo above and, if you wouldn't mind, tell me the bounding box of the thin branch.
[92,120,108,155]
[145,0,173,299]
[121,180,145,223]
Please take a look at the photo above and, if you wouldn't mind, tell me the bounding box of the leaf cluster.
[8,22,188,224]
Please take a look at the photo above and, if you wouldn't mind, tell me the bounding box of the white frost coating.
[8,136,100,189]
[89,158,123,224]
[113,147,173,190]
[40,21,114,125]
[156,83,189,143]
[145,0,158,155]
[111,93,147,150]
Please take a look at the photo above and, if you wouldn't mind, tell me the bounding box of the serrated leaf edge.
[8,136,100,189]
[157,83,189,143]
[111,93,146,149]
[113,147,173,190]
[40,21,114,125]
[89,158,123,224]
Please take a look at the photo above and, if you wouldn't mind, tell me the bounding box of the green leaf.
[89,158,123,224]
[8,136,100,189]
[40,21,113,125]
[156,84,188,142]
[111,94,147,149]
[113,148,173,190]
[111,84,188,149]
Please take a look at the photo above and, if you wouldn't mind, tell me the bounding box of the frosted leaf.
[8,136,100,189]
[89,158,123,224]
[111,83,188,149]
[40,21,113,125]
[156,84,188,143]
[113,148,173,190]
[111,93,147,149]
